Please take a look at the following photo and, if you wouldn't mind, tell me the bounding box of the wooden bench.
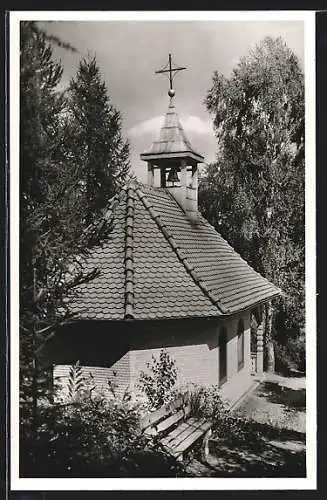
[140,394,212,462]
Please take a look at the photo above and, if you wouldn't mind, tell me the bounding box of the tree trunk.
[32,268,39,468]
[265,301,275,373]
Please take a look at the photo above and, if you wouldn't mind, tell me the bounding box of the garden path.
[184,375,306,477]
[234,374,306,433]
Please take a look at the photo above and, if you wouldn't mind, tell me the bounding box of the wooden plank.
[140,395,186,430]
[168,421,212,458]
[165,419,207,451]
[160,418,205,447]
[159,417,200,446]
[154,405,191,435]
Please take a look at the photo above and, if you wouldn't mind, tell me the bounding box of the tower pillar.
[256,322,264,377]
[147,162,154,187]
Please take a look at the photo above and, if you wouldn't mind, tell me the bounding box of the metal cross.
[155,54,187,92]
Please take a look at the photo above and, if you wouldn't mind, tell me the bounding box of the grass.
[183,379,306,477]
[258,382,305,410]
[233,380,306,433]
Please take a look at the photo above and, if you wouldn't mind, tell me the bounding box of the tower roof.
[140,97,204,164]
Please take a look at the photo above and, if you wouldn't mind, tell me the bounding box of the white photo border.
[10,10,316,491]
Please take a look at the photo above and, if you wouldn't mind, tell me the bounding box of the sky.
[40,19,304,182]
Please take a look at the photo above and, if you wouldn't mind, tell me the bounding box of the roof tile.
[69,181,280,321]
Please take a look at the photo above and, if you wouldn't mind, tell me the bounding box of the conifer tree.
[19,24,130,464]
[66,55,130,223]
[199,37,304,371]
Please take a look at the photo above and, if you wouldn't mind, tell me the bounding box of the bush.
[287,335,305,373]
[184,385,271,445]
[20,392,147,477]
[20,391,187,477]
[186,384,226,424]
[123,449,185,477]
[20,361,184,478]
[274,335,305,375]
[137,349,178,409]
[184,384,246,441]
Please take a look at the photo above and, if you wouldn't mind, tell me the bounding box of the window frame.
[237,319,245,371]
[219,327,227,386]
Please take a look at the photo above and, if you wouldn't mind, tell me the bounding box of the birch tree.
[199,37,304,371]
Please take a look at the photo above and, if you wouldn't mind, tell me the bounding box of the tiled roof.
[70,182,280,321]
[140,97,204,163]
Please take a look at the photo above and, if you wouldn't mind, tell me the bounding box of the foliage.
[138,349,178,409]
[67,361,86,401]
[27,21,78,52]
[20,22,131,466]
[65,54,130,222]
[187,384,227,424]
[287,335,306,373]
[20,24,130,356]
[123,449,185,477]
[20,21,70,428]
[199,36,305,356]
[184,385,250,442]
[274,335,306,375]
[20,367,184,478]
[20,394,146,477]
[20,22,109,381]
[185,384,303,449]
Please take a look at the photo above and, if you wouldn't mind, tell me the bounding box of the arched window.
[219,327,227,385]
[237,319,245,371]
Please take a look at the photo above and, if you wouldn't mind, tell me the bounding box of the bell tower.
[140,54,204,221]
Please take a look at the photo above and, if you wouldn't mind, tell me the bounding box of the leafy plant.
[20,380,187,477]
[187,385,227,425]
[137,349,178,409]
[66,54,130,220]
[274,335,305,375]
[20,389,145,477]
[67,361,85,401]
[200,36,305,370]
[20,23,131,468]
[287,335,306,373]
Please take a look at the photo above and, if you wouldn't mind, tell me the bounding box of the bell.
[167,167,180,185]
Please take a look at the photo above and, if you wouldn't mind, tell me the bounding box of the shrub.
[137,349,178,409]
[274,335,305,375]
[123,449,185,477]
[67,360,85,401]
[287,335,305,373]
[187,384,227,424]
[20,361,183,478]
[185,385,266,445]
[185,384,247,440]
[20,392,147,477]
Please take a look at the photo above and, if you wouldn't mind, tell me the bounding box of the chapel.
[48,56,280,406]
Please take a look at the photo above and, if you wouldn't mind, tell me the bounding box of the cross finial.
[155,54,187,97]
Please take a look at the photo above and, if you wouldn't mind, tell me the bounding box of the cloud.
[128,114,214,138]
[128,116,163,137]
[180,115,214,136]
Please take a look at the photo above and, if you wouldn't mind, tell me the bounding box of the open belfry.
[141,54,203,222]
[49,55,280,406]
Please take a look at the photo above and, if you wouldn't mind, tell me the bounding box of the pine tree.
[65,55,130,223]
[199,37,305,371]
[19,24,130,466]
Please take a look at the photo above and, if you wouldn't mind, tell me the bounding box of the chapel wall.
[49,312,253,406]
[128,311,253,407]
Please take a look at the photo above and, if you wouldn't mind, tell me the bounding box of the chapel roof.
[140,97,204,164]
[69,181,280,321]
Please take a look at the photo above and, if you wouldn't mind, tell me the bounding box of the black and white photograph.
[10,11,316,490]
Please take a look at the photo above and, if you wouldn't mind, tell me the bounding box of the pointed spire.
[140,96,204,163]
[140,55,203,221]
